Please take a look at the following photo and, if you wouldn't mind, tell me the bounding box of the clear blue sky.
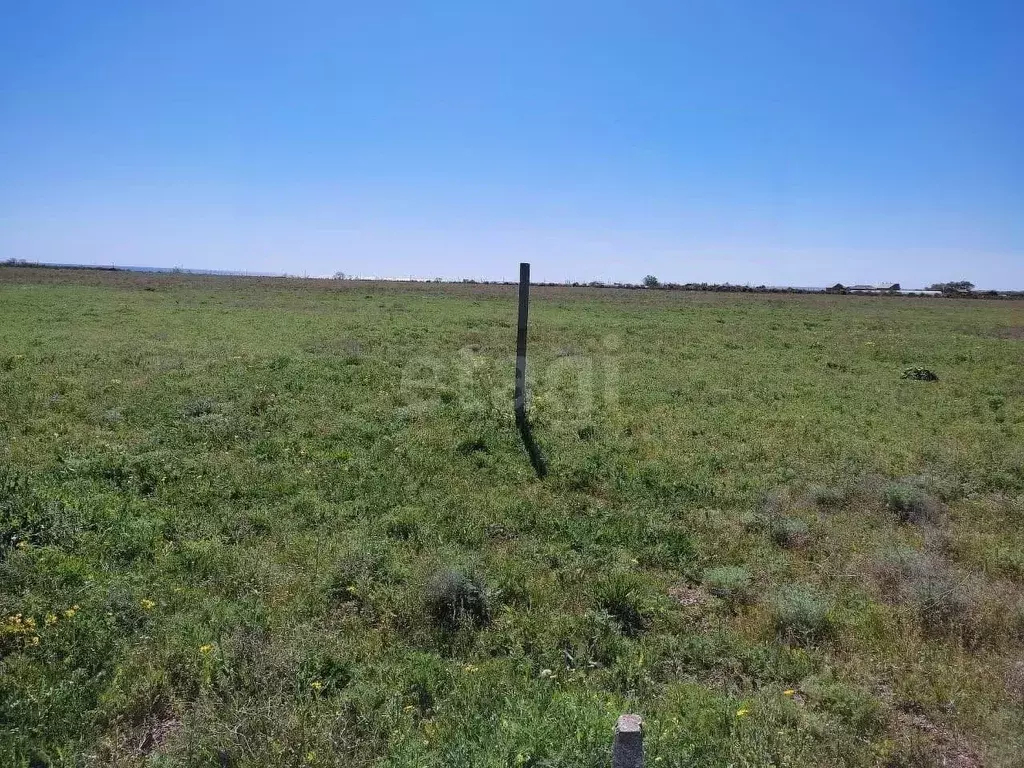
[2,1,1022,287]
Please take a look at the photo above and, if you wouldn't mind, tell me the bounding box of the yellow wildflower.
[45,613,58,626]
[140,599,156,611]
[463,664,479,673]
[783,689,796,697]
[310,680,324,692]
[736,707,749,717]
[199,643,215,655]
[24,617,36,628]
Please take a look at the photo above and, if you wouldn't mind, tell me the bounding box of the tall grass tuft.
[595,571,649,636]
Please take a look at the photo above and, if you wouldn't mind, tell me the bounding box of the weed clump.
[425,570,490,631]
[180,398,218,419]
[809,485,846,509]
[740,489,787,533]
[326,545,397,608]
[0,467,67,554]
[385,508,421,543]
[595,571,649,636]
[298,652,353,696]
[455,437,488,456]
[702,565,753,607]
[804,677,886,736]
[770,516,810,548]
[901,367,938,381]
[909,569,971,638]
[872,548,964,629]
[771,585,833,644]
[402,651,454,715]
[883,482,944,525]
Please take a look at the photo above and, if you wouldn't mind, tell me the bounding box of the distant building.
[847,283,900,294]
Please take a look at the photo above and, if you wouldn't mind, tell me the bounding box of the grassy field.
[2,266,1023,767]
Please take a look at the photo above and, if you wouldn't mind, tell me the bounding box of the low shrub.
[901,367,938,381]
[871,546,931,596]
[297,651,353,696]
[425,570,490,631]
[883,483,943,525]
[702,565,753,604]
[492,557,538,608]
[770,517,810,548]
[401,651,454,715]
[771,585,833,644]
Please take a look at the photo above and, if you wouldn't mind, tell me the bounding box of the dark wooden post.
[513,262,546,477]
[514,262,530,420]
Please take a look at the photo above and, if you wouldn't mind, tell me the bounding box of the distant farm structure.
[829,282,900,294]
[828,282,944,297]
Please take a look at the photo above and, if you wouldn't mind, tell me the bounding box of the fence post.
[513,262,547,477]
[613,714,643,768]
[514,262,530,420]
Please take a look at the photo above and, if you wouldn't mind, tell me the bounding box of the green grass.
[1,266,1023,766]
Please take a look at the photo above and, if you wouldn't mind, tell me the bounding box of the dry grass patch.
[871,546,1024,649]
[891,710,984,768]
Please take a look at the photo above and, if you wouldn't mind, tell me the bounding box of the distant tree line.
[635,275,1022,298]
[3,261,1022,298]
[926,280,975,293]
[2,258,119,271]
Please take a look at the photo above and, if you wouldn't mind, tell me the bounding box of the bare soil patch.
[668,584,709,607]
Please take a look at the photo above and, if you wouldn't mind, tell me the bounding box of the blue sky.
[2,1,1022,287]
